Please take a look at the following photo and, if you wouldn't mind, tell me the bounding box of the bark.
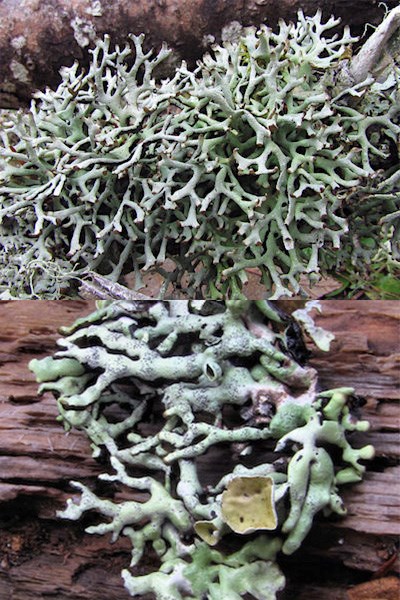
[0,0,398,108]
[0,300,399,599]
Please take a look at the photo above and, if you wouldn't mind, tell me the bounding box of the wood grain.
[0,300,398,599]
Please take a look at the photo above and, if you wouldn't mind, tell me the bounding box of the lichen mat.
[0,9,399,299]
[29,300,374,600]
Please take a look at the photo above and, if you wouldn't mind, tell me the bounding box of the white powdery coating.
[10,35,27,52]
[70,15,98,48]
[9,59,30,82]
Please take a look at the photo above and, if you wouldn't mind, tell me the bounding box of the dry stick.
[79,272,152,300]
[349,6,400,83]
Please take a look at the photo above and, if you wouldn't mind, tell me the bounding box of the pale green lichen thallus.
[1,9,399,298]
[29,300,374,599]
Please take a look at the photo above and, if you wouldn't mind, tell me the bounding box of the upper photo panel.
[0,1,399,300]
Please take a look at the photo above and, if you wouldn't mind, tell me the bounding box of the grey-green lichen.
[1,9,399,299]
[29,300,374,599]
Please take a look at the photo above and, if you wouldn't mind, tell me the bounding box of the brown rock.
[0,0,397,107]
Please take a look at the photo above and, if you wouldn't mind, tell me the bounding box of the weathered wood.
[0,300,398,599]
[348,577,400,600]
[0,0,397,107]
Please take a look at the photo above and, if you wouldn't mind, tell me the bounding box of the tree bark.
[0,300,399,599]
[0,0,397,108]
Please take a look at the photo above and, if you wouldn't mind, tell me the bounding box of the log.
[0,0,398,107]
[0,300,399,600]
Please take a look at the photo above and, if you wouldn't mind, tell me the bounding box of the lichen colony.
[1,10,399,298]
[29,300,374,599]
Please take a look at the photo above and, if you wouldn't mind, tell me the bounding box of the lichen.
[221,476,278,533]
[30,300,374,599]
[1,9,399,299]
